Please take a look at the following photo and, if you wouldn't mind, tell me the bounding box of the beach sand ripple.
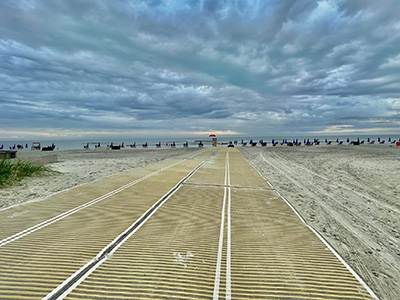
[241,145,400,300]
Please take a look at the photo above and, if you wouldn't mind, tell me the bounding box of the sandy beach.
[241,145,400,300]
[0,147,201,209]
[1,144,399,299]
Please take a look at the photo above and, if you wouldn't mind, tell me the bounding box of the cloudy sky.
[1,0,399,139]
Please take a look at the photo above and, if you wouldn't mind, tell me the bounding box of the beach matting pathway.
[0,148,376,299]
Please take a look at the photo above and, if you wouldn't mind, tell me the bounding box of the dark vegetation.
[0,159,55,187]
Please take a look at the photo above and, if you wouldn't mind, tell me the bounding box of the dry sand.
[240,144,400,300]
[0,147,201,209]
[1,145,398,299]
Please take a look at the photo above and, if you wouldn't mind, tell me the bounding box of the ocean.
[1,134,399,151]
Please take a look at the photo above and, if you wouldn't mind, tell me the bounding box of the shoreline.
[1,134,399,151]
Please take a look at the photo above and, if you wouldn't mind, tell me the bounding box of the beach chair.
[31,142,41,150]
[156,142,161,148]
[360,141,365,144]
[369,140,375,144]
[42,145,55,151]
[251,142,257,147]
[326,141,332,145]
[242,142,247,146]
[287,142,294,146]
[142,142,148,148]
[261,142,267,146]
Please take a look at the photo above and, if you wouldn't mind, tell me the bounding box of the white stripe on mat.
[0,160,185,248]
[213,152,228,299]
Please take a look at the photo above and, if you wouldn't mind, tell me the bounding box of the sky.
[0,0,399,139]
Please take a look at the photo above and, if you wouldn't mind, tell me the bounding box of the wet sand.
[240,144,400,300]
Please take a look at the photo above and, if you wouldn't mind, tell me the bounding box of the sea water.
[1,134,399,151]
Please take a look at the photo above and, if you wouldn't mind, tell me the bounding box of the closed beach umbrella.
[336,138,339,143]
[0,144,3,149]
[325,138,327,143]
[378,137,381,142]
[25,143,28,148]
[368,137,370,142]
[389,137,391,142]
[272,139,274,144]
[346,138,349,143]
[357,137,359,142]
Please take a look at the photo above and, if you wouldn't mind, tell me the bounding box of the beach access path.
[0,148,376,299]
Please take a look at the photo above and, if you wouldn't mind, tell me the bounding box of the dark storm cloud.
[0,0,399,138]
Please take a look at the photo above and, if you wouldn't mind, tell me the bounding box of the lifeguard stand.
[209,134,217,147]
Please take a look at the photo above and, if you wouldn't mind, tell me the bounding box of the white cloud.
[0,1,399,138]
[380,54,400,69]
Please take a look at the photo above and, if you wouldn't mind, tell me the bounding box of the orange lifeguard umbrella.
[209,134,216,137]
